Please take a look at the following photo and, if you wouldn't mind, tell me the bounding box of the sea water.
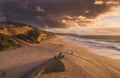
[61,35,120,59]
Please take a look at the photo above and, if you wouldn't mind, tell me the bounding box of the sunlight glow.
[97,7,120,27]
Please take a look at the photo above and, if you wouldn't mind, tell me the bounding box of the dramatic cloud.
[0,0,120,28]
[62,15,95,27]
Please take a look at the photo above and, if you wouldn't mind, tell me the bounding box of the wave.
[60,35,120,59]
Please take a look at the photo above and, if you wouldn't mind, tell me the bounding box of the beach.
[0,36,120,78]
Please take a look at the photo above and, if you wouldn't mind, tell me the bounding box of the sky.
[0,0,120,35]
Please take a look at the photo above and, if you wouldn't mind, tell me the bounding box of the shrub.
[15,34,38,44]
[0,34,19,51]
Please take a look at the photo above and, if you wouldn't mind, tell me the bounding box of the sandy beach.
[0,36,120,78]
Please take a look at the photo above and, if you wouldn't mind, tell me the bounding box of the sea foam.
[61,35,120,59]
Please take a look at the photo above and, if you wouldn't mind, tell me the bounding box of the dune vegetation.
[0,33,19,51]
[0,21,55,51]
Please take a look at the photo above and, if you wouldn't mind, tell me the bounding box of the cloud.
[94,0,104,5]
[36,6,44,12]
[62,15,95,27]
[95,6,120,27]
[0,12,6,21]
[0,0,120,28]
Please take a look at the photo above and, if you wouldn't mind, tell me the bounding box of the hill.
[0,21,55,51]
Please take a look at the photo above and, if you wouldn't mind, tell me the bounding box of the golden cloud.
[94,0,104,4]
[62,15,95,27]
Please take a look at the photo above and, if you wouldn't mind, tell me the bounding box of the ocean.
[60,34,120,59]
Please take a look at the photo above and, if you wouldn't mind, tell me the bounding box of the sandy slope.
[0,36,120,78]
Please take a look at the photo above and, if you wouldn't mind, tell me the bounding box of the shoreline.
[60,35,120,60]
[0,36,120,78]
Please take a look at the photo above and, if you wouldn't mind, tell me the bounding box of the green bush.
[15,34,38,44]
[15,30,55,44]
[0,34,19,51]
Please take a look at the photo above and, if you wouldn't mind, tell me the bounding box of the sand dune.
[0,36,120,78]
